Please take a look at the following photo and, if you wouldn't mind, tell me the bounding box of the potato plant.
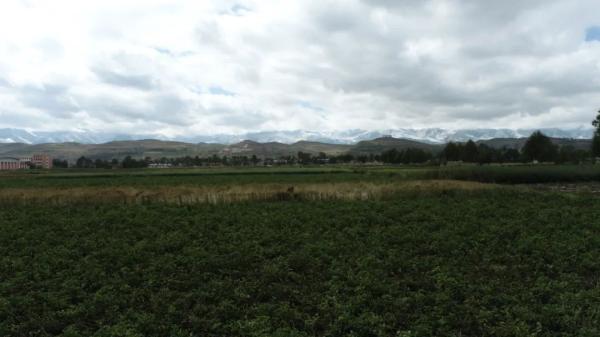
[1,188,599,336]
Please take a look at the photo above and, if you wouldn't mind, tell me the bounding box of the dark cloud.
[92,67,157,90]
[311,5,361,33]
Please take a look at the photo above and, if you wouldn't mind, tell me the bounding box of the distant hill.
[221,140,351,158]
[0,136,593,161]
[222,141,290,158]
[349,137,444,155]
[0,139,351,161]
[0,140,224,161]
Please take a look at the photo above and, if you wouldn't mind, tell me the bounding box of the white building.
[0,157,30,170]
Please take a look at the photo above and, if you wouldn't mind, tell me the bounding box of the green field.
[1,166,600,336]
[2,164,600,189]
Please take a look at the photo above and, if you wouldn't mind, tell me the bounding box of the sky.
[0,0,600,136]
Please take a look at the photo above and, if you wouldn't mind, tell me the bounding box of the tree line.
[440,132,590,165]
[439,109,600,164]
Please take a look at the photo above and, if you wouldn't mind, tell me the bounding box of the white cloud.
[0,0,599,135]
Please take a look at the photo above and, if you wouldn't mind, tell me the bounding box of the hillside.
[0,140,225,161]
[349,136,444,155]
[289,141,352,155]
[219,140,352,158]
[0,139,352,161]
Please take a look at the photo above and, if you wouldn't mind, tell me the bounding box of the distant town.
[0,154,52,170]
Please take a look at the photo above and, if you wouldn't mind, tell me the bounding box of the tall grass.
[0,180,494,205]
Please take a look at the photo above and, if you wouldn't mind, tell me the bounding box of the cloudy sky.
[0,0,600,136]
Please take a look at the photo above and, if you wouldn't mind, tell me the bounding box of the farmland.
[3,164,600,189]
[1,165,600,336]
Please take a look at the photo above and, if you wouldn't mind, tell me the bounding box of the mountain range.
[0,136,593,162]
[0,127,594,145]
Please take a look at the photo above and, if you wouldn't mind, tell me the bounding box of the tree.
[122,156,148,169]
[476,144,495,165]
[592,110,600,159]
[381,148,431,164]
[94,158,112,169]
[593,109,600,129]
[500,148,521,163]
[381,148,400,163]
[522,131,558,162]
[75,156,94,168]
[462,140,479,163]
[336,154,354,163]
[593,137,600,160]
[121,156,135,168]
[297,151,312,164]
[52,159,69,168]
[556,145,589,165]
[442,142,461,162]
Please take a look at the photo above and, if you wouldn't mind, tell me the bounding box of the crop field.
[2,164,600,189]
[1,165,600,336]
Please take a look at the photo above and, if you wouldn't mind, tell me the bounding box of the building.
[0,158,31,170]
[0,154,53,170]
[32,154,53,169]
[148,163,172,169]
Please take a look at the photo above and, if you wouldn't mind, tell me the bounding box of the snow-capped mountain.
[0,127,594,145]
[0,129,170,144]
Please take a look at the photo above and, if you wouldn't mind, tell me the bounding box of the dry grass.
[0,180,496,205]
